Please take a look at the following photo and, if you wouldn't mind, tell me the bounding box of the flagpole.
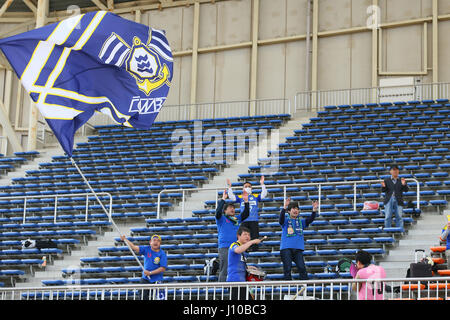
[70,156,145,270]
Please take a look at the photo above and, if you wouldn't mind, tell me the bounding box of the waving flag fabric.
[0,11,173,156]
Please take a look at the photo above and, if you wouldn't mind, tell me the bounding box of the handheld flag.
[0,11,173,156]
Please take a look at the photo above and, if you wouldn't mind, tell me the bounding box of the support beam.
[371,0,379,89]
[311,0,319,109]
[1,70,13,155]
[432,0,439,85]
[134,9,141,23]
[91,0,108,11]
[22,0,37,15]
[107,0,114,11]
[249,0,259,116]
[27,0,48,151]
[189,1,200,119]
[305,0,312,93]
[0,0,14,18]
[0,99,23,153]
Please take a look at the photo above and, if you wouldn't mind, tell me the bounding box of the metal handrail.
[295,81,450,112]
[0,192,113,224]
[156,179,421,219]
[2,277,449,300]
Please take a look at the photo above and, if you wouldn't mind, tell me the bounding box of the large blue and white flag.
[0,11,173,156]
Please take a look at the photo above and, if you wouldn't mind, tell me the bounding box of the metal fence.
[295,82,450,112]
[2,277,448,300]
[156,179,421,219]
[0,192,113,224]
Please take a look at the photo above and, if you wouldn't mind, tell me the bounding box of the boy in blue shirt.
[279,197,318,280]
[440,220,450,269]
[227,226,262,299]
[215,189,250,282]
[120,234,167,300]
[227,176,267,251]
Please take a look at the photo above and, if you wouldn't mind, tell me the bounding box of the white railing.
[0,192,113,224]
[156,179,421,219]
[2,277,448,300]
[295,82,450,112]
[86,98,291,127]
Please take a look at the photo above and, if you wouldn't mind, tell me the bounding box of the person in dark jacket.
[381,165,408,229]
[215,189,250,282]
[279,197,318,280]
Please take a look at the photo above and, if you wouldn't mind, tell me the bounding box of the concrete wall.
[0,0,450,150]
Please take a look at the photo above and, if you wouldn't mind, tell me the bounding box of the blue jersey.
[138,246,168,282]
[442,228,450,250]
[216,215,242,248]
[227,241,247,282]
[280,213,307,250]
[235,194,261,222]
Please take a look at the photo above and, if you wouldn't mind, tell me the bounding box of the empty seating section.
[0,115,288,286]
[38,100,450,289]
[0,151,38,178]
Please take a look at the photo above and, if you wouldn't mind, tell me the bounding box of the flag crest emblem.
[0,11,173,156]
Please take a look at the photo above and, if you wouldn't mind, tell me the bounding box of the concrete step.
[379,210,446,278]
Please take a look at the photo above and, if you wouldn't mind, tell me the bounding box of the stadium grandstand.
[0,0,448,303]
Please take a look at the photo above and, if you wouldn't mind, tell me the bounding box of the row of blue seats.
[91,123,280,139]
[22,168,219,179]
[130,225,405,238]
[0,248,63,255]
[73,143,255,154]
[84,128,270,143]
[314,110,450,119]
[0,185,195,194]
[67,144,253,159]
[301,120,449,130]
[237,176,449,186]
[313,115,450,125]
[0,157,27,163]
[265,152,450,162]
[0,270,24,276]
[0,259,44,265]
[204,198,444,208]
[279,142,450,152]
[261,153,449,164]
[103,236,394,256]
[288,132,449,141]
[306,118,450,128]
[0,213,153,225]
[256,156,450,168]
[143,210,416,225]
[14,173,213,183]
[242,168,450,178]
[314,108,450,116]
[243,169,449,179]
[282,139,450,148]
[0,202,168,212]
[82,249,386,269]
[93,114,290,130]
[136,218,413,234]
[28,163,223,174]
[0,230,95,237]
[309,115,450,124]
[309,102,449,111]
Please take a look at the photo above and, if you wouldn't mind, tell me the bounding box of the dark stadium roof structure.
[4,0,197,13]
